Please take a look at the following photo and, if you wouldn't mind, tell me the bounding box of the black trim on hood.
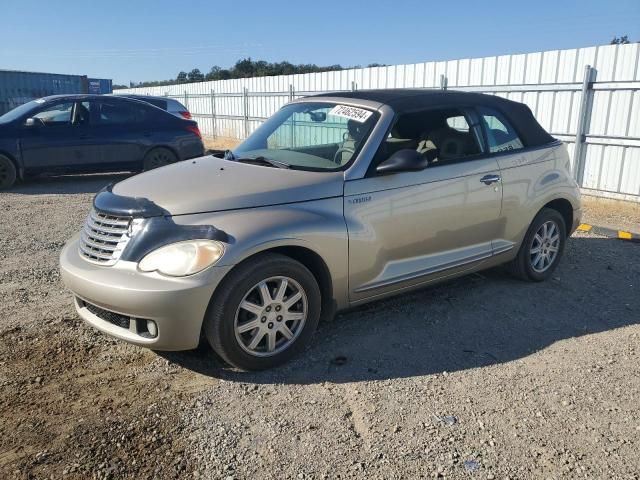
[120,216,229,263]
[93,184,169,218]
[93,186,230,262]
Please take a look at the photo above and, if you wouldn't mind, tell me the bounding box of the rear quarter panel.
[172,131,204,159]
[496,142,581,250]
[151,119,203,160]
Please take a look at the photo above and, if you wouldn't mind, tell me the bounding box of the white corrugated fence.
[115,43,640,203]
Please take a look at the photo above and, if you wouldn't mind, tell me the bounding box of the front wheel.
[0,155,17,190]
[203,253,321,370]
[507,208,567,281]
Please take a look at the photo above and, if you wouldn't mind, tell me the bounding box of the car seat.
[419,120,477,162]
[74,103,90,126]
[336,120,369,164]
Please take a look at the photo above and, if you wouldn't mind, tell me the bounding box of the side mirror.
[308,111,327,122]
[376,149,429,174]
[24,118,36,127]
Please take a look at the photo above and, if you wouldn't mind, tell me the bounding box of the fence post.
[573,65,595,186]
[351,80,356,91]
[183,91,189,110]
[288,84,294,102]
[243,88,249,138]
[210,89,216,138]
[440,74,448,90]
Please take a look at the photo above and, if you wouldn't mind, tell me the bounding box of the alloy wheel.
[234,276,308,357]
[529,220,560,273]
[145,150,173,170]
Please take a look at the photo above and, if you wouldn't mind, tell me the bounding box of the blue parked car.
[0,94,204,189]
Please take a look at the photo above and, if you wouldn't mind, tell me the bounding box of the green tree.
[610,35,630,44]
[206,66,221,80]
[218,69,232,80]
[176,71,188,83]
[130,58,383,87]
[234,58,257,78]
[187,69,204,82]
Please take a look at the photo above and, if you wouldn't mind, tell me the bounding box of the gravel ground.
[1,173,639,480]
[580,196,640,234]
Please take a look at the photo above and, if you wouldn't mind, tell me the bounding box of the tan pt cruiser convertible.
[60,90,582,370]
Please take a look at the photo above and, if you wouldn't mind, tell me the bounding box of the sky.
[1,0,639,85]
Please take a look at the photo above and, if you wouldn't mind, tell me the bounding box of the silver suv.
[116,94,192,119]
[60,90,582,370]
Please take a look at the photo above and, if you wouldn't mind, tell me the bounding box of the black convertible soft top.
[314,89,555,148]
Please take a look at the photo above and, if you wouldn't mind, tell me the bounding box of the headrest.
[347,119,368,140]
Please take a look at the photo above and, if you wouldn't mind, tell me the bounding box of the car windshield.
[0,99,42,124]
[229,102,379,171]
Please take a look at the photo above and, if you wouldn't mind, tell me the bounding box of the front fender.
[172,197,349,309]
[0,136,22,177]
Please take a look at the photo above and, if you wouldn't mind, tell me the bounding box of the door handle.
[480,174,501,185]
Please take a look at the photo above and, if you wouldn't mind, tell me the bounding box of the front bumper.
[59,234,232,350]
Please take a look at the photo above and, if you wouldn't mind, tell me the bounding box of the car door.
[90,99,149,169]
[344,107,504,303]
[20,100,101,173]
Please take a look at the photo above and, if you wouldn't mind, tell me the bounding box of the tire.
[0,155,17,190]
[507,208,567,282]
[142,147,177,171]
[203,253,322,371]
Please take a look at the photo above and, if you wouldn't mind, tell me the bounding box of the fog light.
[146,320,158,338]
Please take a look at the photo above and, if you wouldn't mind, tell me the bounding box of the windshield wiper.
[233,155,290,169]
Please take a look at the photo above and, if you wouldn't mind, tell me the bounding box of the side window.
[32,102,74,126]
[74,101,92,126]
[167,100,185,113]
[373,108,483,172]
[133,104,153,123]
[95,102,142,125]
[145,98,167,110]
[479,107,524,153]
[446,115,470,132]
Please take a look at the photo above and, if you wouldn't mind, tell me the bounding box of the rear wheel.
[203,253,321,370]
[507,208,566,281]
[143,147,177,171]
[0,155,17,190]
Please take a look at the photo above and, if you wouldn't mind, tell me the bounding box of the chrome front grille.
[79,209,138,265]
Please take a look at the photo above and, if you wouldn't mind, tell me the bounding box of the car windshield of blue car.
[0,100,43,124]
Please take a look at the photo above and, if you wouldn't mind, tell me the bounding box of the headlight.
[138,240,224,276]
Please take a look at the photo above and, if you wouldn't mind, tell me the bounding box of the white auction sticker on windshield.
[329,105,372,123]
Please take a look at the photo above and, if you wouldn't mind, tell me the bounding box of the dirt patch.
[581,195,640,233]
[1,175,639,479]
[203,136,239,152]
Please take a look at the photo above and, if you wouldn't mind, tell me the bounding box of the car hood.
[112,156,344,216]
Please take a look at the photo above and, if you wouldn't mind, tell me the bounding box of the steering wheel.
[333,147,355,165]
